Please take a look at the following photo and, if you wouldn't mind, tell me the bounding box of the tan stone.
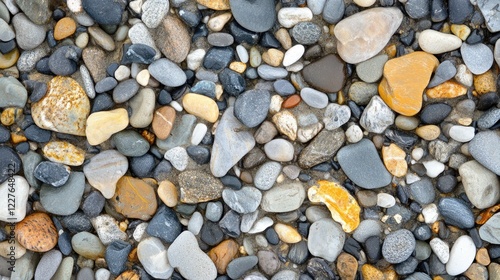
[152,106,176,140]
[275,28,292,50]
[15,212,58,252]
[197,0,230,10]
[86,108,129,145]
[158,180,178,208]
[416,125,441,141]
[272,110,297,141]
[379,51,439,116]
[308,180,361,233]
[474,70,497,95]
[110,176,158,220]
[116,270,140,280]
[426,80,467,99]
[32,76,90,136]
[336,253,358,280]
[0,238,26,259]
[154,14,190,63]
[208,239,239,274]
[54,17,76,40]
[382,143,407,177]
[0,48,19,69]
[451,24,471,41]
[274,223,302,243]
[262,49,284,67]
[43,141,85,166]
[489,263,500,280]
[464,263,488,280]
[182,93,219,123]
[361,264,384,280]
[207,12,232,32]
[476,248,490,266]
[229,61,247,73]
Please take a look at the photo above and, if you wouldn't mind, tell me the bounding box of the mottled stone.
[110,176,158,220]
[178,170,224,203]
[15,212,58,252]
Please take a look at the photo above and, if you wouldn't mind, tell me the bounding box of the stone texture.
[15,212,58,252]
[302,54,345,92]
[154,14,190,63]
[382,143,408,177]
[178,170,224,203]
[298,129,345,169]
[109,176,158,220]
[86,108,129,146]
[83,150,128,199]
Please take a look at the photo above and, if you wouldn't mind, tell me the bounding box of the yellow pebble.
[229,61,247,73]
[274,223,302,243]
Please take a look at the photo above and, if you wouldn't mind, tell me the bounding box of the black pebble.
[219,210,241,238]
[105,240,131,275]
[91,93,114,113]
[203,47,234,71]
[364,236,382,263]
[24,125,51,143]
[130,153,156,178]
[436,174,457,193]
[220,175,242,190]
[0,125,10,143]
[146,205,182,243]
[200,221,224,246]
[0,146,22,184]
[265,227,279,245]
[158,89,173,105]
[186,145,211,165]
[219,68,246,96]
[229,21,260,45]
[61,212,93,233]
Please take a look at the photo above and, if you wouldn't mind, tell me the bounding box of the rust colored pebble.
[54,17,77,40]
[15,212,58,252]
[282,94,301,109]
[152,106,176,140]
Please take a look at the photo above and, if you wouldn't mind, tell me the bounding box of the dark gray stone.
[234,89,271,128]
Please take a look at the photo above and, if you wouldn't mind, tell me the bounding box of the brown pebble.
[110,176,158,220]
[476,248,491,266]
[116,270,140,280]
[240,171,253,184]
[0,48,19,69]
[54,17,77,40]
[157,180,178,208]
[208,239,239,274]
[336,252,358,280]
[152,106,176,140]
[1,107,22,126]
[15,212,58,252]
[282,94,301,109]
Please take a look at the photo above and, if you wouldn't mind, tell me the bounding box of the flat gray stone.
[148,58,187,87]
[254,161,282,190]
[477,0,500,32]
[459,160,500,209]
[12,13,45,50]
[337,139,392,189]
[230,0,275,32]
[479,213,500,244]
[40,172,85,216]
[222,186,262,214]
[460,43,494,75]
[261,182,305,213]
[469,131,500,175]
[308,218,345,262]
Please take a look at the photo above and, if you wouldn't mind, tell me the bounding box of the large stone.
[459,160,500,209]
[32,76,90,136]
[479,213,500,244]
[15,212,58,252]
[334,7,403,64]
[302,54,345,93]
[210,108,255,177]
[154,14,190,63]
[308,181,361,233]
[308,218,345,262]
[178,170,224,203]
[379,51,439,116]
[469,131,500,175]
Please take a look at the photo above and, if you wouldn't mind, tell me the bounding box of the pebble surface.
[0,0,499,279]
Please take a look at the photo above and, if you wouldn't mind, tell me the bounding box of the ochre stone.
[336,253,358,280]
[382,143,407,177]
[308,180,361,233]
[274,223,302,243]
[208,239,239,274]
[116,270,140,280]
[379,51,439,116]
[262,49,284,67]
[152,106,176,140]
[229,61,247,73]
[86,108,129,145]
[0,48,19,69]
[157,180,178,208]
[473,70,497,95]
[361,264,384,280]
[15,212,58,252]
[43,141,85,166]
[426,80,467,99]
[415,125,441,141]
[182,93,219,123]
[476,248,490,266]
[54,17,77,40]
[282,94,301,109]
[197,0,230,10]
[110,176,158,221]
[32,76,90,136]
[1,107,22,126]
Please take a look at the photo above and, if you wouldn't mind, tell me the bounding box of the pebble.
[298,129,344,168]
[40,172,85,215]
[430,238,450,264]
[418,29,462,54]
[104,240,131,275]
[156,114,196,150]
[234,89,271,128]
[459,160,500,209]
[420,102,452,124]
[292,22,321,45]
[478,108,500,129]
[261,183,306,213]
[208,240,239,274]
[113,79,139,103]
[221,186,261,214]
[146,205,182,244]
[42,141,85,166]
[409,178,435,204]
[141,0,169,28]
[334,7,403,64]
[254,161,282,190]
[0,76,27,108]
[379,51,438,116]
[345,125,363,143]
[308,180,361,233]
[110,176,157,220]
[356,54,388,83]
[302,54,345,93]
[34,250,62,280]
[86,108,129,146]
[112,130,150,157]
[479,213,500,244]
[300,87,329,109]
[469,131,500,175]
[32,76,89,136]
[168,231,217,280]
[360,95,395,133]
[257,64,288,80]
[446,235,476,276]
[337,139,392,189]
[15,212,58,252]
[460,43,494,75]
[88,26,115,51]
[382,229,416,264]
[382,143,407,177]
[438,198,475,229]
[92,215,127,245]
[448,0,473,24]
[307,218,345,262]
[0,176,29,222]
[230,0,275,32]
[33,161,70,187]
[277,7,313,28]
[12,13,45,50]
[54,17,76,40]
[178,170,224,203]
[211,108,255,177]
[155,14,191,63]
[148,58,187,87]
[227,256,259,279]
[348,82,378,106]
[152,106,176,140]
[428,60,457,88]
[283,45,305,67]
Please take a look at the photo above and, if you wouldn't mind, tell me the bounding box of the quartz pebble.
[446,235,476,276]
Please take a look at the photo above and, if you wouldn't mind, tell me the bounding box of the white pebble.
[187,212,204,235]
[354,0,376,7]
[277,7,313,28]
[114,65,130,81]
[187,49,206,71]
[449,125,475,142]
[269,95,283,114]
[191,123,208,145]
[170,101,183,112]
[233,166,241,177]
[430,238,450,264]
[405,173,420,184]
[422,160,445,178]
[377,193,396,208]
[286,61,304,72]
[236,45,249,63]
[75,32,89,49]
[95,268,111,280]
[411,147,424,161]
[115,25,129,41]
[345,125,363,143]
[422,203,438,224]
[455,64,473,87]
[446,235,476,276]
[283,44,305,67]
[136,69,150,86]
[248,217,274,234]
[129,0,143,14]
[418,29,462,54]
[133,222,148,242]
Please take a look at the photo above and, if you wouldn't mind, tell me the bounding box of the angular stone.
[178,170,224,203]
[308,180,361,233]
[272,110,298,141]
[302,54,345,92]
[15,212,58,252]
[210,108,255,177]
[42,141,85,166]
[32,76,90,136]
[360,95,395,133]
[379,51,439,116]
[382,143,407,177]
[298,128,345,169]
[334,7,403,64]
[110,176,158,220]
[83,150,128,199]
